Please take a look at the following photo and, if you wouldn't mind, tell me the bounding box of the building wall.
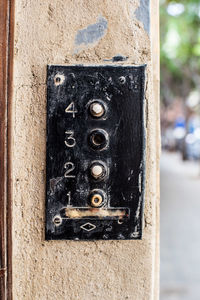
[12,1,159,299]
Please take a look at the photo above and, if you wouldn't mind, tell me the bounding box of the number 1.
[67,191,71,205]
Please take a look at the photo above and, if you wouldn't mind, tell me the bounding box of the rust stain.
[65,207,127,219]
[0,268,6,277]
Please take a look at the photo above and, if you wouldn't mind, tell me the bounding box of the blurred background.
[160,0,200,299]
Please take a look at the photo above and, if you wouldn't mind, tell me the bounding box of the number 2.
[64,162,75,178]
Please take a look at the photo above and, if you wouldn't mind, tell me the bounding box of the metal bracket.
[45,65,146,240]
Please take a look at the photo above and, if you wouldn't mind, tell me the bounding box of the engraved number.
[64,162,75,178]
[65,102,77,118]
[67,191,71,205]
[65,131,76,148]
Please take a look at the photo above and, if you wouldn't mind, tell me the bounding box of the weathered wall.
[12,0,159,299]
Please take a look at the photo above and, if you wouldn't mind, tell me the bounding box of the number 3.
[65,131,76,148]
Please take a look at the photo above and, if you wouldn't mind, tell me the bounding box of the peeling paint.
[135,0,150,34]
[50,176,62,195]
[65,207,128,219]
[74,16,107,53]
[104,55,129,62]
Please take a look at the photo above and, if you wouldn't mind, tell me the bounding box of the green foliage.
[160,0,200,104]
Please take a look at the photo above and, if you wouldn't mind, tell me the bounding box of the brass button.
[90,194,103,207]
[90,102,105,118]
[91,164,104,178]
[89,189,106,207]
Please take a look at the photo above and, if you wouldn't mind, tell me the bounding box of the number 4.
[65,102,77,118]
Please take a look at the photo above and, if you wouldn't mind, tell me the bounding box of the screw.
[53,215,62,226]
[119,76,126,84]
[54,74,65,86]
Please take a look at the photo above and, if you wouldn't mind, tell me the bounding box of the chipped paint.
[104,55,129,62]
[50,176,63,195]
[135,0,150,34]
[65,207,128,219]
[74,16,107,53]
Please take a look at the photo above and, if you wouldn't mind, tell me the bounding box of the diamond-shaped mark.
[80,222,96,232]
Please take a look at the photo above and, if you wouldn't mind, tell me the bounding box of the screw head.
[54,74,65,86]
[119,76,126,84]
[53,215,62,226]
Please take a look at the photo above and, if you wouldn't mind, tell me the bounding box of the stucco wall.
[12,1,159,299]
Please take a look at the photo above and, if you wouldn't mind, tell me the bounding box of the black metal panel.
[45,65,146,240]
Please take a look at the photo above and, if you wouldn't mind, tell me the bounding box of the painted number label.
[65,102,77,118]
[64,162,75,178]
[65,131,76,148]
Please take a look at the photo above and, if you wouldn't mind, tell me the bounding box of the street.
[160,151,200,300]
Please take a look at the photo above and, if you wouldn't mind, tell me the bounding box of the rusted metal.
[64,208,128,219]
[46,65,146,240]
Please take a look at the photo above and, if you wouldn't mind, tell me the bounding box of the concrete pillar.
[11,1,160,299]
